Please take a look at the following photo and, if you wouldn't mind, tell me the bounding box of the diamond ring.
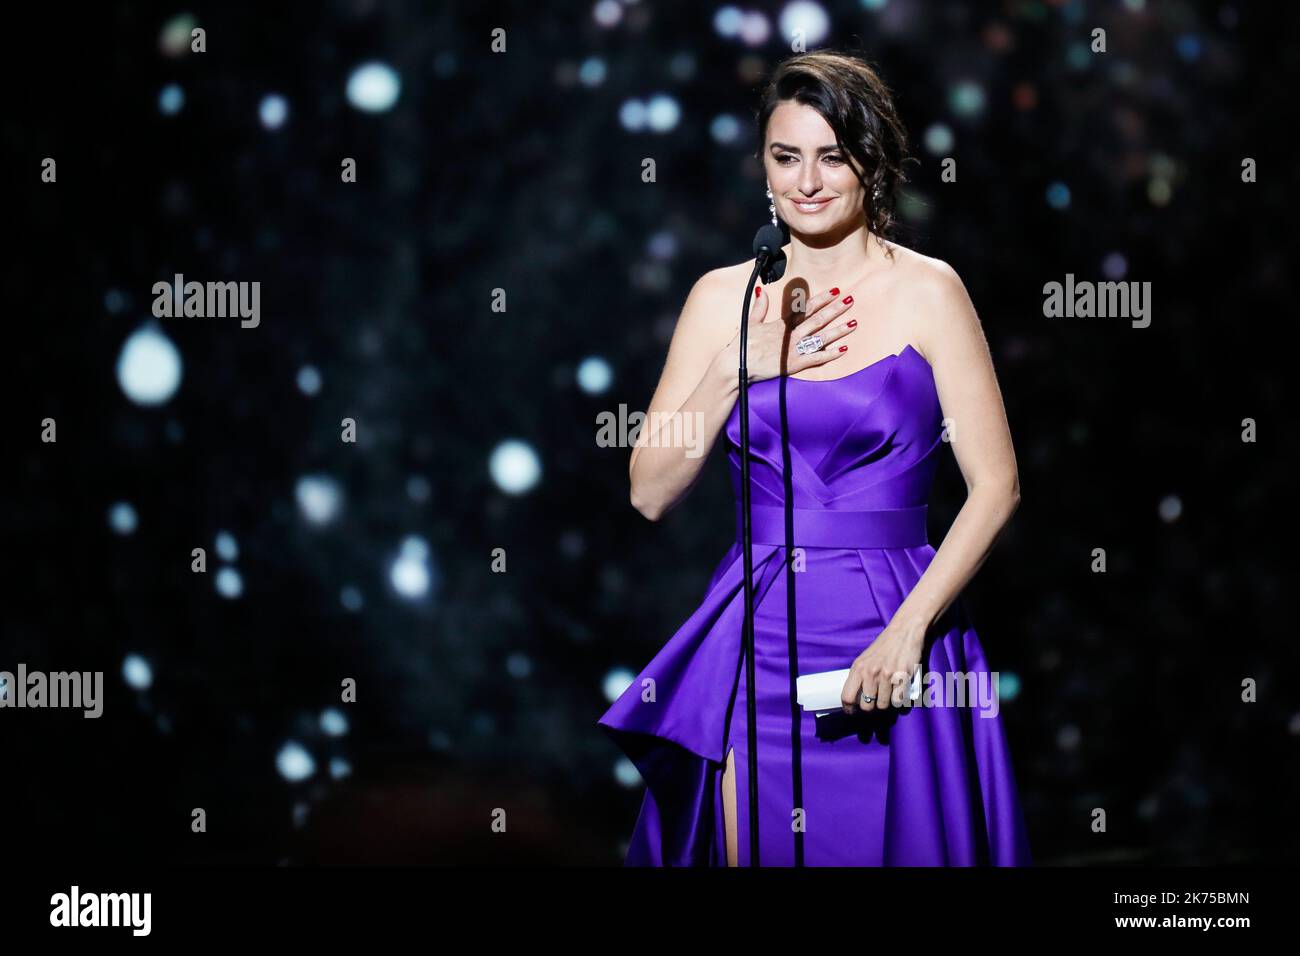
[796,334,824,355]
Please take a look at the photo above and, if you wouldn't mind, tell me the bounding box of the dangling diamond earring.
[766,182,778,226]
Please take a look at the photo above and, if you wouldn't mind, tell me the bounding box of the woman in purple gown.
[598,51,1033,866]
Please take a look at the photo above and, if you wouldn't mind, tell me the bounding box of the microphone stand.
[737,231,784,866]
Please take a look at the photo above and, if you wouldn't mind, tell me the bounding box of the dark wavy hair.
[755,51,914,254]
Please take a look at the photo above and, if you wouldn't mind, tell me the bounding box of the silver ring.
[796,334,824,356]
[860,694,875,704]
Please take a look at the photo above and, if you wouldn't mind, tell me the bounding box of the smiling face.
[763,100,868,234]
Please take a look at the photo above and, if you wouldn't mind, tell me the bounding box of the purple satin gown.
[598,344,1033,866]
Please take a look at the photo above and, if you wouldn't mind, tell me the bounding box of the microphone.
[737,219,787,865]
[752,223,787,282]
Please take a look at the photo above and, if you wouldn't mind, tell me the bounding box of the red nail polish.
[847,319,857,328]
[842,295,853,305]
[839,345,848,352]
[829,287,840,296]
[755,287,761,298]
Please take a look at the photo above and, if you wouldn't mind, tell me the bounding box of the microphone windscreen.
[752,223,785,258]
[753,223,787,282]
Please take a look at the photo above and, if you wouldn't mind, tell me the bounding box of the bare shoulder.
[654,260,752,371]
[691,258,762,302]
[884,243,969,304]
[881,244,983,364]
[675,259,761,339]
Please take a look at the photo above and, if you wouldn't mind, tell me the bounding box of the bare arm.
[892,261,1021,636]
[842,258,1021,712]
[628,271,739,521]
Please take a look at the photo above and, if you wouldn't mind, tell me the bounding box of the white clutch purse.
[796,665,922,714]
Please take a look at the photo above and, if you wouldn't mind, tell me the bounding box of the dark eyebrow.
[769,142,842,154]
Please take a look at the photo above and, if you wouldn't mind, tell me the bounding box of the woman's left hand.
[841,618,927,714]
